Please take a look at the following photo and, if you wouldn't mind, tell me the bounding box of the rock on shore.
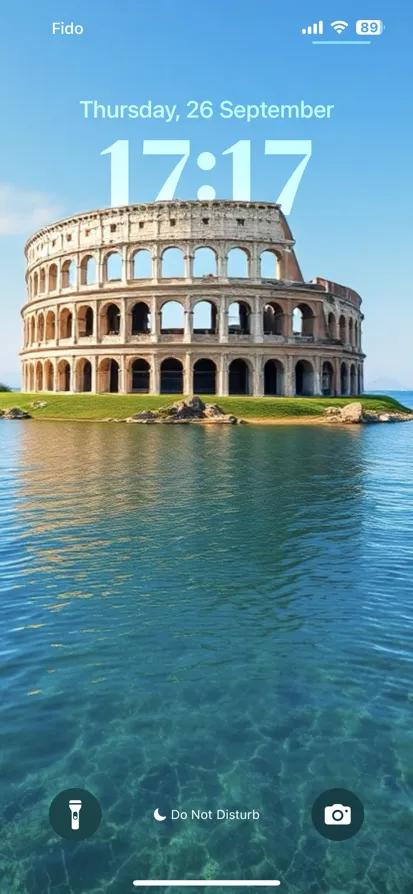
[324,402,413,424]
[0,407,32,420]
[125,396,239,424]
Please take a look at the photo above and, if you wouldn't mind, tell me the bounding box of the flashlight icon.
[69,799,82,830]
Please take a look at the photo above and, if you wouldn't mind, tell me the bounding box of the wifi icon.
[330,20,349,34]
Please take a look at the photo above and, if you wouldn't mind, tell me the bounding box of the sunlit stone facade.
[21,200,364,397]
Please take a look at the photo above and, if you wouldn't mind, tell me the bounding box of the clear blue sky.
[0,0,411,387]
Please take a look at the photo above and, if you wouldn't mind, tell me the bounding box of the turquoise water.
[1,397,413,894]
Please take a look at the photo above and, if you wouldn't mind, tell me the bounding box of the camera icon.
[324,804,351,825]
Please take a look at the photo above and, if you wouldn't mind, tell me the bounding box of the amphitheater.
[21,200,364,397]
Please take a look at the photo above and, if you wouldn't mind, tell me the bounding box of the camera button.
[311,788,364,840]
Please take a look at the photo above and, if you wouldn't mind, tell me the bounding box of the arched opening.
[49,264,58,291]
[61,259,76,288]
[339,315,347,342]
[104,252,122,282]
[131,358,150,393]
[295,360,314,396]
[45,311,56,341]
[340,362,348,395]
[78,305,94,337]
[161,301,184,334]
[327,313,337,339]
[193,300,217,334]
[161,248,185,278]
[35,361,43,391]
[229,358,250,395]
[105,303,121,335]
[260,250,282,279]
[348,318,354,345]
[227,248,249,278]
[193,248,217,277]
[37,313,45,342]
[193,358,216,394]
[350,364,357,395]
[228,301,250,335]
[57,360,71,392]
[76,358,92,393]
[80,255,96,285]
[39,269,46,293]
[33,272,39,296]
[30,317,36,344]
[44,360,54,391]
[132,249,152,279]
[160,358,183,394]
[264,359,284,395]
[131,302,151,334]
[322,361,335,396]
[59,308,73,339]
[293,304,315,337]
[98,358,119,393]
[263,302,284,336]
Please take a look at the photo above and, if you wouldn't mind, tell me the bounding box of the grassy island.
[0,392,410,422]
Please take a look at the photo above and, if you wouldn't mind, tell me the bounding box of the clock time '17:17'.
[101,139,312,215]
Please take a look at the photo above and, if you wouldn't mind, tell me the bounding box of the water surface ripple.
[1,412,413,894]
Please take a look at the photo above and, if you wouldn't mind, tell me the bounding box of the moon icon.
[153,808,167,821]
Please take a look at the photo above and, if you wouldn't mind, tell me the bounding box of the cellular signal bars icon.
[302,21,323,35]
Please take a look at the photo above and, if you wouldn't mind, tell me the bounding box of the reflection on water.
[1,418,413,893]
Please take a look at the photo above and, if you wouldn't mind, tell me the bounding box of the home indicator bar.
[133,882,281,887]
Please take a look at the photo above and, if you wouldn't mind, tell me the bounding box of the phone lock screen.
[0,2,412,893]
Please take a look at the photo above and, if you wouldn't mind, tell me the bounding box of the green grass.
[0,392,411,421]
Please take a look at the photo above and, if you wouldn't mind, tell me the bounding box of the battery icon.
[356,20,384,35]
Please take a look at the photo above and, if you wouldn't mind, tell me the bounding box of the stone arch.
[48,263,58,292]
[44,360,54,391]
[80,255,96,285]
[37,312,45,342]
[35,360,43,391]
[57,359,71,392]
[131,301,151,334]
[161,247,185,278]
[59,308,73,339]
[340,361,348,395]
[105,303,121,335]
[193,358,217,394]
[193,247,217,277]
[339,314,347,342]
[348,318,354,345]
[322,361,335,396]
[350,363,357,395]
[228,358,251,395]
[39,268,46,294]
[293,303,315,337]
[263,302,284,336]
[75,358,92,393]
[104,251,122,282]
[327,312,337,339]
[228,300,251,335]
[61,259,76,289]
[160,357,183,394]
[33,271,39,296]
[264,359,284,395]
[132,249,152,278]
[260,250,282,279]
[295,359,314,396]
[98,358,119,393]
[131,358,150,393]
[161,300,184,334]
[45,310,56,341]
[78,305,94,337]
[227,247,249,278]
[193,300,218,334]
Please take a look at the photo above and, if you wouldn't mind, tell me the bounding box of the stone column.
[284,355,295,396]
[152,249,160,282]
[97,250,104,287]
[218,354,228,396]
[151,357,160,395]
[120,298,127,343]
[184,304,193,343]
[122,246,128,283]
[219,301,228,343]
[119,356,127,394]
[249,247,259,280]
[313,356,322,396]
[253,356,264,396]
[184,354,192,395]
[72,304,78,345]
[151,297,160,342]
[55,305,60,346]
[91,355,98,394]
[252,297,263,342]
[74,256,80,292]
[185,249,194,280]
[217,249,226,278]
